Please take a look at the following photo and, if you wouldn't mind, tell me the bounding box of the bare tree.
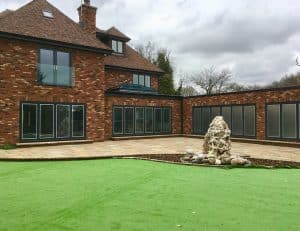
[134,41,157,63]
[181,86,199,96]
[191,66,232,95]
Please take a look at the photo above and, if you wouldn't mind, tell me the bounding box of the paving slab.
[0,137,299,162]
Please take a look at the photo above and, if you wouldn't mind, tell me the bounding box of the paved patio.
[0,137,299,162]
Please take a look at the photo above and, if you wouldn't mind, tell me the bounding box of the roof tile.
[0,0,110,51]
[104,44,164,74]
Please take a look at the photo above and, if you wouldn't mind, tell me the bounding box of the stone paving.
[0,137,299,162]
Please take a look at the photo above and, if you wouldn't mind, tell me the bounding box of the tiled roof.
[104,45,164,74]
[96,26,130,41]
[0,0,111,52]
[0,9,13,18]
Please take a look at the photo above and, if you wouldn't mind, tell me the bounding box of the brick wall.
[105,94,182,139]
[105,69,159,91]
[183,87,300,140]
[0,38,106,144]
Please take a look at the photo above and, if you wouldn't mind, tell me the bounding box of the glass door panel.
[124,107,134,135]
[40,104,54,139]
[72,105,84,137]
[22,104,37,139]
[56,105,70,138]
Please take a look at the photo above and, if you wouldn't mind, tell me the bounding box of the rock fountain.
[182,116,251,166]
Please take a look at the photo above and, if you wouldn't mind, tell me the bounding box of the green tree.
[155,50,176,95]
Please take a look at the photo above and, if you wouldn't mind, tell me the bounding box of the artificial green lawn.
[0,159,299,231]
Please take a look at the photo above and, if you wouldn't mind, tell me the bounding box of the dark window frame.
[135,107,145,134]
[145,107,154,134]
[112,106,124,135]
[38,48,73,87]
[265,102,300,142]
[39,103,55,139]
[124,107,135,135]
[112,106,172,137]
[20,101,86,143]
[192,104,256,139]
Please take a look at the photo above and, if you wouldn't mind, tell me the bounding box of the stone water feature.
[182,116,251,166]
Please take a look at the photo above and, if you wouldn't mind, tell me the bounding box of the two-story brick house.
[0,0,299,146]
[0,0,182,145]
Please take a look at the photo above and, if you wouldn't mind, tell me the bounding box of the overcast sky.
[1,0,300,85]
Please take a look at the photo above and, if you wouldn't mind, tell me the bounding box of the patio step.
[111,134,182,141]
[185,135,300,148]
[16,140,94,148]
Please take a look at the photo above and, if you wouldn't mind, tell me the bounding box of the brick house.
[0,0,299,146]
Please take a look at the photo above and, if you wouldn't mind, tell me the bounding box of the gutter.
[105,65,165,76]
[0,31,113,55]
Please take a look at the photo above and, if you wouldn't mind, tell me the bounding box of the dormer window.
[133,74,151,88]
[112,40,123,53]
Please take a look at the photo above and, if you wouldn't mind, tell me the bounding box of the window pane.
[117,41,123,53]
[145,75,151,88]
[267,104,280,138]
[139,75,145,86]
[22,104,37,139]
[57,52,71,86]
[201,107,211,133]
[124,107,134,134]
[135,107,144,134]
[162,108,171,133]
[193,107,202,134]
[154,108,162,133]
[39,49,54,84]
[56,105,70,138]
[40,49,53,65]
[40,104,54,139]
[221,106,231,128]
[232,106,243,136]
[112,40,117,52]
[133,74,139,84]
[113,107,123,135]
[145,107,153,133]
[244,105,255,136]
[72,105,84,137]
[282,104,297,138]
[211,107,221,120]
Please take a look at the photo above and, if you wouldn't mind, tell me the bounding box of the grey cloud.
[175,13,300,56]
[1,0,300,85]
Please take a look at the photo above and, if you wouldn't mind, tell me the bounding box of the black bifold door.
[113,106,172,136]
[21,102,85,142]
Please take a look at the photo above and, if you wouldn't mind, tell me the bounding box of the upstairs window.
[112,40,123,53]
[133,74,151,88]
[38,49,73,87]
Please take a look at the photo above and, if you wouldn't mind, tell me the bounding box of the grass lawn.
[0,159,299,231]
